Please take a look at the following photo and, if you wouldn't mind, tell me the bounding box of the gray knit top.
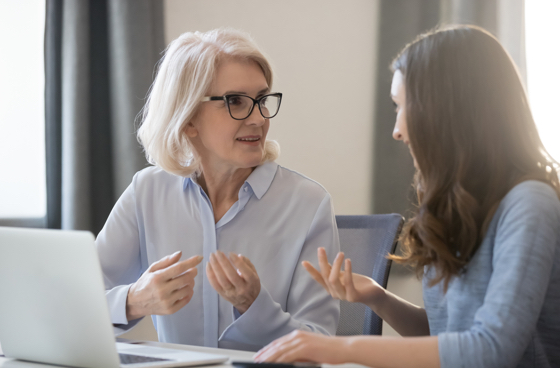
[423,180,560,368]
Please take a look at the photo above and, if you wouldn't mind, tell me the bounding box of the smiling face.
[391,70,417,167]
[186,58,270,173]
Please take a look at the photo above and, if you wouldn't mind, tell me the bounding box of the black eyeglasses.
[201,93,283,120]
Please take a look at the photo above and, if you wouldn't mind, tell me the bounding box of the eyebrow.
[222,87,270,96]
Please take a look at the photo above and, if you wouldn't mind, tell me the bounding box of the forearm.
[366,288,430,336]
[342,335,440,368]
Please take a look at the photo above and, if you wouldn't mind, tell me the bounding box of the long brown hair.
[390,25,560,290]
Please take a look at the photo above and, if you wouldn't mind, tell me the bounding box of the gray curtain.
[45,0,165,234]
[372,0,526,216]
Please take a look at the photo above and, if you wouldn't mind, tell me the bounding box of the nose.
[393,125,403,141]
[245,103,266,126]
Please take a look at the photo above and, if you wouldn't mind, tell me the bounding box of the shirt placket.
[198,188,219,348]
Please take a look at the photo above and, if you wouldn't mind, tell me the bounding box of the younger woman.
[255,25,560,368]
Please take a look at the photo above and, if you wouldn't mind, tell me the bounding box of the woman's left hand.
[207,251,261,314]
[253,330,348,364]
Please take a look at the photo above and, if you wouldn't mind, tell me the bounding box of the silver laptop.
[0,227,228,368]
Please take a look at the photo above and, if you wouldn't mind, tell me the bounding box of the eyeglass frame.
[200,92,283,120]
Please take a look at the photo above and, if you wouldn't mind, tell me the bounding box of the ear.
[184,121,199,138]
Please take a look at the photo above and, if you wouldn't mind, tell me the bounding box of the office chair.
[334,214,404,336]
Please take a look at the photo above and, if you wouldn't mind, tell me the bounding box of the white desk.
[0,340,367,368]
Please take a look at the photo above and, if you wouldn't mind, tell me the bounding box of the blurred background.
[0,0,558,338]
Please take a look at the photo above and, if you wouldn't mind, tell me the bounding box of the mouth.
[236,135,262,145]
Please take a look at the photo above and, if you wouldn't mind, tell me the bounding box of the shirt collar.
[183,161,278,200]
[244,161,278,200]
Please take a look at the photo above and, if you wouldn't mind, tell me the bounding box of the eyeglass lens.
[226,95,281,119]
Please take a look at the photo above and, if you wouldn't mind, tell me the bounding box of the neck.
[197,161,254,223]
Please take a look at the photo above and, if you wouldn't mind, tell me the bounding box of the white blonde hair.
[137,28,280,177]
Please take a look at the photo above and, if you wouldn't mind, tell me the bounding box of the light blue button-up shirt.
[96,161,340,351]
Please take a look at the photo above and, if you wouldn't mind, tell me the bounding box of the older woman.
[96,28,340,351]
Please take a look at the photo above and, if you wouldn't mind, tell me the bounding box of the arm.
[96,178,143,330]
[97,174,202,332]
[218,194,340,346]
[305,249,429,336]
[255,330,440,368]
[371,287,429,336]
[436,184,560,368]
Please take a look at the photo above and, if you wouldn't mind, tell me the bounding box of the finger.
[168,285,194,313]
[255,331,299,361]
[302,261,328,290]
[254,341,287,362]
[172,282,194,301]
[215,251,245,288]
[259,339,301,363]
[160,255,203,280]
[166,267,197,293]
[328,252,346,298]
[206,262,223,293]
[317,247,332,283]
[342,258,358,299]
[209,253,235,291]
[230,254,258,283]
[241,255,258,273]
[148,251,182,272]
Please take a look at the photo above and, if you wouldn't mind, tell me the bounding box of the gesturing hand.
[206,251,260,314]
[302,247,385,307]
[126,251,202,321]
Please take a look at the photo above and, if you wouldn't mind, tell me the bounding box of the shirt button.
[244,187,248,192]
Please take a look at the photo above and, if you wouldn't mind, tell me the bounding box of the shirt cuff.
[438,332,463,368]
[220,285,287,346]
[106,284,133,325]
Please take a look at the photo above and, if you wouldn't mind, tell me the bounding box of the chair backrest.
[335,214,404,336]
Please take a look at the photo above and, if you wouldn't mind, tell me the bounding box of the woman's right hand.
[126,251,203,321]
[302,247,385,308]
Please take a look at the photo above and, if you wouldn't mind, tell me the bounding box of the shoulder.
[488,180,560,258]
[273,165,331,205]
[495,180,560,224]
[274,165,330,194]
[258,163,334,212]
[132,165,185,193]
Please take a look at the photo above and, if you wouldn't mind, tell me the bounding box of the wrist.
[234,305,248,315]
[126,284,145,321]
[363,286,387,313]
[339,336,357,364]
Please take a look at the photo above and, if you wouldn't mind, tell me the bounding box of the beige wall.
[164,0,380,215]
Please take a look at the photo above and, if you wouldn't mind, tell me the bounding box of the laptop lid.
[0,227,227,368]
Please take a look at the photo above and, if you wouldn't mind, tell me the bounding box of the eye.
[227,95,244,106]
[259,96,269,107]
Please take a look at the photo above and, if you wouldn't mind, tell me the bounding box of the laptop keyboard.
[119,353,172,365]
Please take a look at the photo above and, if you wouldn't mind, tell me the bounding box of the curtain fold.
[371,0,440,216]
[45,0,165,234]
[372,0,526,216]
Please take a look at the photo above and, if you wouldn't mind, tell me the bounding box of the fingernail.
[197,255,203,261]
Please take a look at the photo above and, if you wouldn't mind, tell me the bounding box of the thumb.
[148,251,182,272]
